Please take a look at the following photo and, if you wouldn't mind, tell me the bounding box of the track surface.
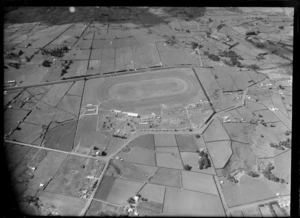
[93,68,207,110]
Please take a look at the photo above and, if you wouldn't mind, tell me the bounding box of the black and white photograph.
[2,4,295,217]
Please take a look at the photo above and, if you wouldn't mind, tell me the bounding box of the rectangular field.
[117,146,156,166]
[27,151,67,190]
[105,159,157,182]
[138,183,165,204]
[12,147,40,181]
[154,134,177,147]
[175,134,198,152]
[36,190,87,216]
[127,134,155,150]
[181,171,218,195]
[100,48,115,73]
[105,178,144,205]
[74,114,111,155]
[156,42,200,66]
[193,67,221,102]
[5,144,31,172]
[43,120,77,152]
[156,153,183,169]
[210,68,239,92]
[149,168,181,188]
[94,176,117,201]
[115,46,134,71]
[45,154,105,198]
[132,43,161,69]
[163,187,225,216]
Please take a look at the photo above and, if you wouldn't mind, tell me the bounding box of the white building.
[123,112,139,117]
[112,109,122,113]
[112,110,138,117]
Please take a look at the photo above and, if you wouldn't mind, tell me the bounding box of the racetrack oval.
[93,68,207,109]
[108,77,188,102]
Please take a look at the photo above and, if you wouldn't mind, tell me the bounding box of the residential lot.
[4,6,292,216]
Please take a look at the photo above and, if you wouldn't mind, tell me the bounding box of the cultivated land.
[3,7,292,216]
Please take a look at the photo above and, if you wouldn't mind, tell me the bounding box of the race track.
[91,68,207,110]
